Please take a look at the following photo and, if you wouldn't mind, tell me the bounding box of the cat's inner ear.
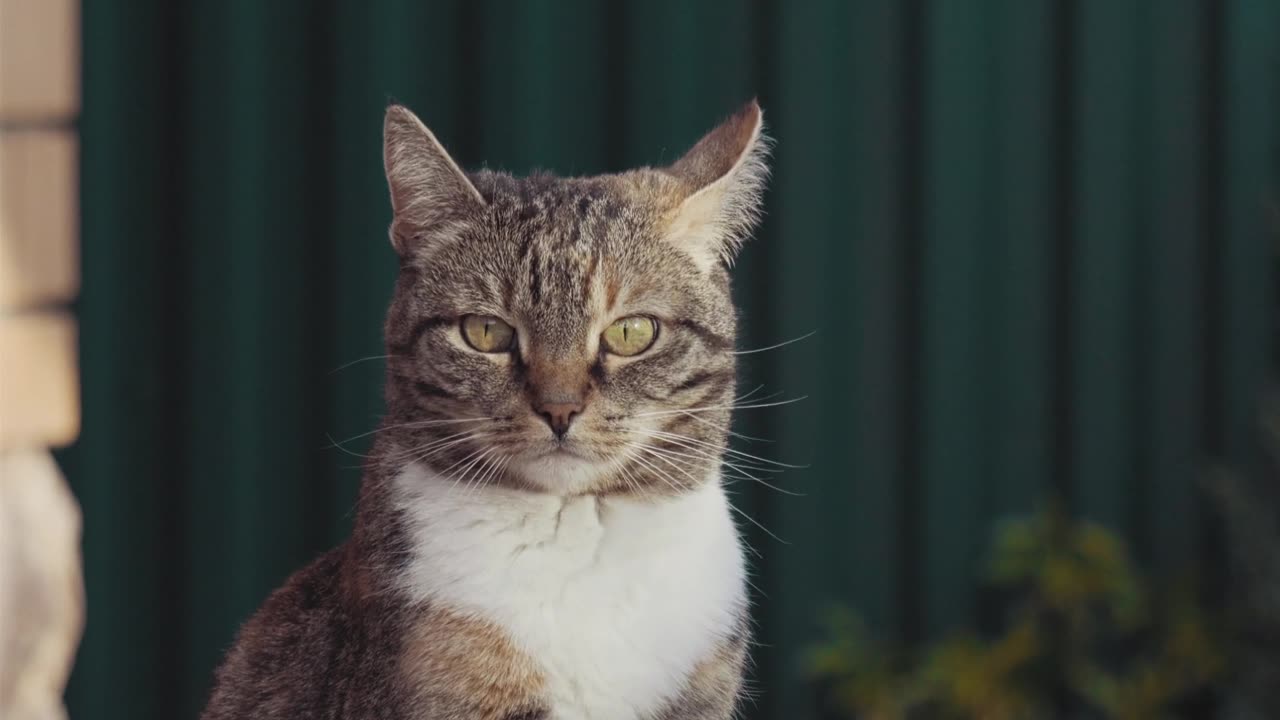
[662,100,771,272]
[383,105,486,253]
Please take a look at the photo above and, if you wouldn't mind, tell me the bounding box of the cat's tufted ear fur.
[383,104,485,254]
[663,100,771,271]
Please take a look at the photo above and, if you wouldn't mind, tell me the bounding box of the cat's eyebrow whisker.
[728,330,817,356]
[329,353,397,373]
[632,395,807,419]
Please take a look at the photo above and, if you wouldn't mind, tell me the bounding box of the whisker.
[631,395,807,419]
[644,433,786,473]
[738,564,769,596]
[630,444,701,485]
[642,429,808,469]
[326,433,379,459]
[437,446,491,491]
[625,448,685,494]
[636,437,770,475]
[678,411,773,443]
[455,448,496,497]
[728,502,790,545]
[614,451,654,499]
[402,432,491,466]
[384,429,487,462]
[640,442,802,497]
[469,450,510,497]
[329,416,498,448]
[484,454,513,492]
[330,353,396,373]
[729,330,817,356]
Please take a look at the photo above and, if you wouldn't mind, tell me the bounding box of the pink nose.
[535,401,583,439]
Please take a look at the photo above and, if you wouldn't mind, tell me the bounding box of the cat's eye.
[461,315,516,353]
[602,316,658,357]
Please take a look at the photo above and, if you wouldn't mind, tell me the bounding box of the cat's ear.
[663,99,771,271]
[383,104,486,253]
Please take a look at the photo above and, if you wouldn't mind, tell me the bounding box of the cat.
[200,99,771,720]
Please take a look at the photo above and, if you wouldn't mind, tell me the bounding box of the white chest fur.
[393,464,747,720]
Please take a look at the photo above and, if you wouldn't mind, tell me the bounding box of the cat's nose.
[535,400,584,439]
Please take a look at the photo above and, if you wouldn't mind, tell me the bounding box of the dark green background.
[61,1,1279,718]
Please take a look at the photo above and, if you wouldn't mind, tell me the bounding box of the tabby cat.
[201,99,771,720]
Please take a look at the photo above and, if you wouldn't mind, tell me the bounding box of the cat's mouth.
[543,443,585,459]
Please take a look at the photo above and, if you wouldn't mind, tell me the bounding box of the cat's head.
[378,102,769,496]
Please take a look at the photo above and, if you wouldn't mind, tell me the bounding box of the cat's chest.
[394,467,746,720]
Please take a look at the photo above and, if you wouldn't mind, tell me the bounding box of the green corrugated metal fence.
[63,1,1278,717]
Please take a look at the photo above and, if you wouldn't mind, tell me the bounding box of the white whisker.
[456,448,496,497]
[625,448,685,494]
[326,433,379,459]
[642,429,807,469]
[470,451,509,497]
[642,433,785,474]
[729,330,817,356]
[640,442,802,497]
[386,429,485,462]
[631,395,807,419]
[402,432,491,466]
[631,444,701,485]
[330,416,498,448]
[727,502,789,545]
[678,410,772,443]
[330,353,396,373]
[438,446,491,493]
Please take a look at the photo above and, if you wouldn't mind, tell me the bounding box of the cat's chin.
[514,451,611,495]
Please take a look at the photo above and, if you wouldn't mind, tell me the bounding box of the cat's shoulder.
[200,548,352,719]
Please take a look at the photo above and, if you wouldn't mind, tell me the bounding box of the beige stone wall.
[0,1,84,719]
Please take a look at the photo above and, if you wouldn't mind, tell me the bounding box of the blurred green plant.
[1205,387,1280,718]
[809,504,1226,720]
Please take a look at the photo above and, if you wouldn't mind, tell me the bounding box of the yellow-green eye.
[461,315,516,353]
[602,316,658,356]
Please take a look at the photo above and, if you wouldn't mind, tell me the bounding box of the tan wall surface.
[0,2,84,719]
